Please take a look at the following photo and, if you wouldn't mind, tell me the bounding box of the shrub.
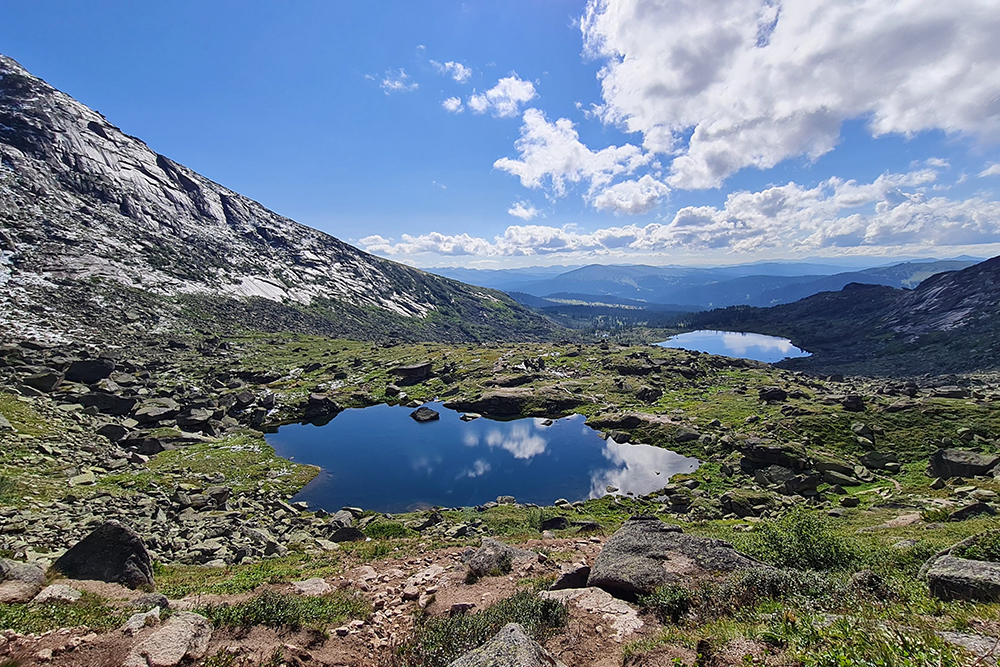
[639,584,693,624]
[363,521,414,539]
[739,508,858,571]
[389,590,568,667]
[0,593,128,634]
[202,591,370,630]
[952,530,1000,563]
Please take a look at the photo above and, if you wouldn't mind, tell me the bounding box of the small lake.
[657,330,810,363]
[266,402,698,513]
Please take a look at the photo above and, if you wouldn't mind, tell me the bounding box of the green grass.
[389,590,568,667]
[0,393,49,437]
[154,554,343,598]
[735,507,862,571]
[952,530,1000,563]
[202,590,370,631]
[0,593,128,634]
[639,583,693,624]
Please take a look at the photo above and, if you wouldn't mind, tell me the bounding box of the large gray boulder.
[0,559,46,603]
[122,611,213,667]
[925,556,1000,602]
[53,521,154,589]
[587,516,761,599]
[466,538,536,578]
[928,449,1000,479]
[448,623,567,667]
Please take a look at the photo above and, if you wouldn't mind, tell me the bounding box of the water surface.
[657,330,810,363]
[266,402,697,513]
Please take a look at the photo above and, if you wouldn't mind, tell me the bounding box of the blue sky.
[2,0,999,267]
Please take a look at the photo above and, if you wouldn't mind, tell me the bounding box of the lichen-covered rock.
[122,611,212,667]
[448,623,567,667]
[588,516,761,599]
[0,559,46,603]
[928,449,1000,479]
[926,556,1000,602]
[466,538,536,578]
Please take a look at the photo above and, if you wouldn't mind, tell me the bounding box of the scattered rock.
[543,587,643,641]
[52,521,154,589]
[448,623,568,667]
[122,611,213,667]
[550,563,591,590]
[758,387,788,402]
[928,449,1000,479]
[292,577,332,596]
[466,538,536,578]
[949,502,996,522]
[32,584,82,604]
[410,406,440,422]
[122,607,162,636]
[0,559,46,603]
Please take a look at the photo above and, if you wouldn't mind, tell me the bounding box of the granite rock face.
[448,623,567,667]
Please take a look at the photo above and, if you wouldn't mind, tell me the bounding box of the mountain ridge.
[0,54,558,344]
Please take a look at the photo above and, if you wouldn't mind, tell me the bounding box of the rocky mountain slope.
[692,256,1000,375]
[0,54,557,344]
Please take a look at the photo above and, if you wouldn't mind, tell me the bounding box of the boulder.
[758,387,788,402]
[0,559,46,603]
[291,578,332,596]
[541,587,643,641]
[636,386,662,403]
[860,451,898,470]
[329,527,366,542]
[392,362,433,383]
[540,516,570,531]
[444,387,586,418]
[448,623,567,667]
[22,371,63,392]
[926,556,1000,602]
[52,521,154,589]
[738,439,809,471]
[32,584,82,604]
[65,358,115,384]
[122,611,212,667]
[134,398,181,424]
[841,394,865,412]
[928,449,1000,479]
[587,516,761,599]
[720,489,776,518]
[77,392,138,416]
[466,538,536,578]
[949,502,997,522]
[550,563,591,590]
[410,406,440,422]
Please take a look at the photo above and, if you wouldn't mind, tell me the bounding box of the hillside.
[0,54,559,345]
[692,257,1000,375]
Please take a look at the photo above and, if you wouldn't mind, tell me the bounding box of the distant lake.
[657,330,810,363]
[266,402,697,513]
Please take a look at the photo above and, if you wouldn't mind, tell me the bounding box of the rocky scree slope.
[0,54,557,344]
[691,256,1000,376]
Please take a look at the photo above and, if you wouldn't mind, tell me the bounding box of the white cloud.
[380,68,418,94]
[468,74,538,118]
[442,96,463,113]
[485,424,548,459]
[592,175,670,215]
[980,163,1000,178]
[360,169,1000,258]
[507,200,539,220]
[431,60,473,83]
[577,0,1000,189]
[494,108,650,197]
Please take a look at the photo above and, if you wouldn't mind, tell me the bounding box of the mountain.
[690,257,1000,375]
[0,55,558,344]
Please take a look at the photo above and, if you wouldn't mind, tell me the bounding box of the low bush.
[389,590,568,667]
[738,508,859,571]
[638,584,693,624]
[202,590,370,631]
[363,521,414,539]
[0,593,128,634]
[952,530,1000,563]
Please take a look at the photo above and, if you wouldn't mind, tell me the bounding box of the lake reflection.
[658,330,810,363]
[266,402,697,513]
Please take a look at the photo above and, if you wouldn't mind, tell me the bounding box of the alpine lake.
[266,330,805,513]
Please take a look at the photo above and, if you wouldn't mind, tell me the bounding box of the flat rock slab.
[926,555,1000,602]
[448,622,567,667]
[291,577,332,597]
[122,611,212,667]
[928,448,1000,479]
[53,521,154,589]
[588,516,762,599]
[0,559,46,603]
[542,587,643,642]
[32,584,82,604]
[466,538,536,578]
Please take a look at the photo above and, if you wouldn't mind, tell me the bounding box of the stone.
[0,412,12,433]
[448,623,568,667]
[542,587,643,642]
[550,563,591,590]
[0,559,46,603]
[329,526,366,542]
[926,556,1000,602]
[132,593,170,610]
[65,358,116,385]
[460,413,481,421]
[841,394,865,411]
[949,502,996,521]
[122,607,161,636]
[758,387,788,402]
[466,538,536,578]
[540,516,569,531]
[928,449,1000,479]
[636,386,662,403]
[122,611,212,667]
[134,398,182,424]
[861,451,898,470]
[32,584,82,604]
[673,426,701,443]
[738,439,809,471]
[52,521,154,589]
[839,496,860,508]
[292,578,332,596]
[587,516,761,599]
[77,392,138,416]
[410,406,440,422]
[23,372,63,392]
[97,422,130,442]
[392,362,433,381]
[823,470,861,487]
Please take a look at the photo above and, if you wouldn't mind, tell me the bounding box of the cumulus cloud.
[494,108,651,197]
[360,169,1000,258]
[468,74,538,118]
[507,200,539,220]
[442,96,463,113]
[380,68,418,94]
[431,60,473,83]
[579,0,1000,189]
[980,163,1000,178]
[592,175,670,215]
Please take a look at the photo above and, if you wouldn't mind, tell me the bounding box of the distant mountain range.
[0,54,557,344]
[432,259,981,311]
[692,256,1000,376]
